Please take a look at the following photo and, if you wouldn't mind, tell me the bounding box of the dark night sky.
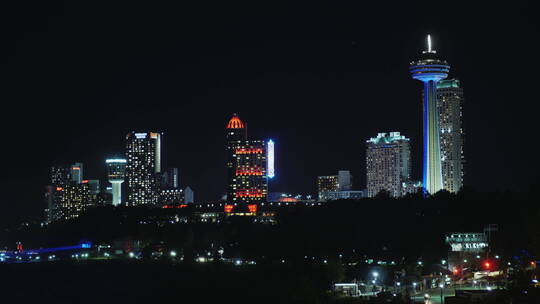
[3,1,537,222]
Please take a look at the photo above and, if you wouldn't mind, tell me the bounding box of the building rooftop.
[227,114,245,129]
[367,132,409,144]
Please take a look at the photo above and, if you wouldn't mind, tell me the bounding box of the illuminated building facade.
[325,190,364,200]
[126,132,161,206]
[53,183,92,221]
[160,188,184,205]
[161,167,179,189]
[317,175,339,201]
[410,35,449,194]
[437,79,464,193]
[445,232,489,273]
[50,165,71,186]
[366,132,411,197]
[226,114,268,204]
[47,164,93,222]
[106,158,127,206]
[71,162,83,184]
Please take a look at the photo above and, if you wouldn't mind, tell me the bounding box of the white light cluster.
[267,140,275,178]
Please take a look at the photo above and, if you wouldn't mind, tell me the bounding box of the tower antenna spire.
[424,34,436,54]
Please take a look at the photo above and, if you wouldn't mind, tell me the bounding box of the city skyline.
[3,2,536,222]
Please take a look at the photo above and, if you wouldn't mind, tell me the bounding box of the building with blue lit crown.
[410,35,449,195]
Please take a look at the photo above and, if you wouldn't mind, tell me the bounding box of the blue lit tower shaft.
[410,51,450,194]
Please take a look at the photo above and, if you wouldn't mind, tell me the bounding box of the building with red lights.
[226,114,268,205]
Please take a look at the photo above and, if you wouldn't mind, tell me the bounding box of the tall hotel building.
[47,164,92,222]
[226,114,268,204]
[366,132,411,197]
[437,79,465,193]
[126,132,161,206]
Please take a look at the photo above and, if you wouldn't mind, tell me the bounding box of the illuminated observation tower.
[106,158,127,206]
[410,35,450,194]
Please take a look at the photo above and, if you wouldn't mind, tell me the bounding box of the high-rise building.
[47,164,92,223]
[184,186,194,204]
[160,188,184,205]
[226,114,268,204]
[106,158,127,206]
[161,167,179,189]
[338,170,352,191]
[410,35,449,194]
[317,175,339,201]
[437,79,465,193]
[85,179,100,195]
[126,132,161,206]
[366,132,411,197]
[71,162,84,184]
[50,165,71,186]
[53,183,92,220]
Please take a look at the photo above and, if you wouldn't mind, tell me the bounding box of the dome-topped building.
[225,113,268,209]
[226,113,245,129]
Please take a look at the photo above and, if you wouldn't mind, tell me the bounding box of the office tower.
[160,188,184,205]
[317,175,339,201]
[71,162,83,184]
[226,114,268,204]
[48,164,92,223]
[50,165,71,186]
[54,183,92,220]
[85,180,100,195]
[338,170,352,191]
[366,132,411,197]
[410,35,449,194]
[161,167,179,189]
[126,132,161,206]
[106,158,127,206]
[437,79,465,193]
[84,179,101,206]
[184,186,194,204]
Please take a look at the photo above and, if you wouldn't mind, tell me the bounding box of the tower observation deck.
[409,35,450,194]
[106,158,127,206]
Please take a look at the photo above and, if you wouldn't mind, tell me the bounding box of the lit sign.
[267,139,274,178]
[106,159,127,163]
[248,204,257,213]
[134,133,147,139]
[224,205,234,213]
[235,148,263,154]
[450,243,488,252]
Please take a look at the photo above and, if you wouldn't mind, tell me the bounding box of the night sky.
[3,1,536,222]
